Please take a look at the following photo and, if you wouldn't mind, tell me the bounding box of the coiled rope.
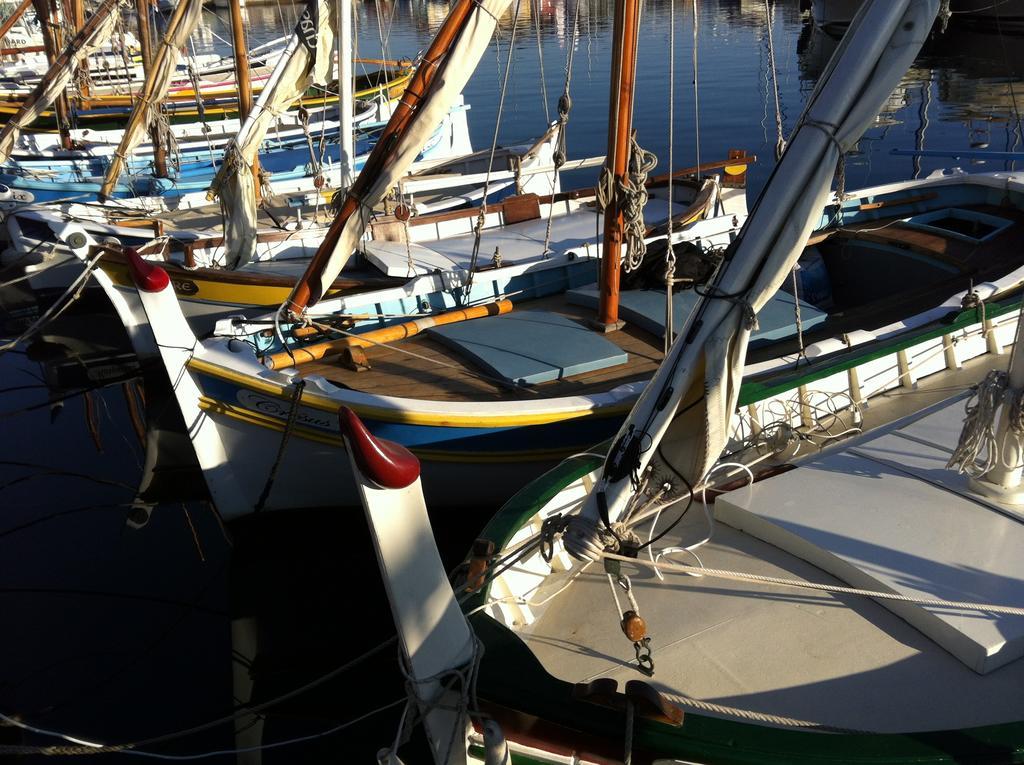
[946,370,1011,478]
[597,133,657,273]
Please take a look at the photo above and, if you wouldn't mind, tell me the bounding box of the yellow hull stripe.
[188,357,635,428]
[3,72,413,119]
[199,397,585,463]
[103,262,297,307]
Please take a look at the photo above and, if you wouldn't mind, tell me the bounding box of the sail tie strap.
[802,117,848,201]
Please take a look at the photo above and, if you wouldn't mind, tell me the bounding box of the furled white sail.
[210,0,337,269]
[567,0,941,557]
[0,0,122,163]
[289,0,515,311]
[99,0,204,198]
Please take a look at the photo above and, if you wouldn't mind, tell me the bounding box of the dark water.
[2,0,1024,760]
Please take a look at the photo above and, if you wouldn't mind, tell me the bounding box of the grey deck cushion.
[566,287,828,341]
[426,310,628,385]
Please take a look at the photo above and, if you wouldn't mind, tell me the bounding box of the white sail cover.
[213,0,337,268]
[299,0,514,307]
[101,0,204,193]
[0,0,121,163]
[568,0,941,555]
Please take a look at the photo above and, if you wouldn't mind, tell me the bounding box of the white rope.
[946,369,1007,477]
[656,690,869,733]
[0,250,102,356]
[602,551,1024,616]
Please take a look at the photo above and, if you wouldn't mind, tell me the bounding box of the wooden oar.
[263,299,513,370]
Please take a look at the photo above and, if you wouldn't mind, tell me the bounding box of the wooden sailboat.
[86,0,1024,523]
[334,1,1024,761]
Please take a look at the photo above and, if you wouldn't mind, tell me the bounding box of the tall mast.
[33,0,73,150]
[69,0,87,99]
[228,0,260,199]
[135,0,167,177]
[594,0,642,331]
[338,0,353,188]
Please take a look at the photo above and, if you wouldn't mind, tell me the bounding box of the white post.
[339,409,473,764]
[338,0,354,189]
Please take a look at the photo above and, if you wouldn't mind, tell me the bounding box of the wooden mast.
[594,0,643,331]
[69,0,88,99]
[100,0,199,199]
[0,0,34,49]
[135,0,167,178]
[287,0,480,314]
[33,0,73,150]
[227,0,260,200]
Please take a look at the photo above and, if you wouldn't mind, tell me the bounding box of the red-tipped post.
[125,247,170,293]
[338,406,420,490]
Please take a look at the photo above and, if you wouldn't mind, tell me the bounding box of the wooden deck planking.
[297,296,667,402]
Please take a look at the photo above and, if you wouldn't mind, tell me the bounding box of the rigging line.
[664,0,676,354]
[541,0,583,255]
[0,250,102,357]
[764,0,784,160]
[603,551,1024,617]
[692,0,700,179]
[532,0,549,124]
[467,0,524,288]
[993,2,1023,173]
[0,636,400,757]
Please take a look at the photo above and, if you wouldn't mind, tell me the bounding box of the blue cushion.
[566,288,827,342]
[427,310,628,385]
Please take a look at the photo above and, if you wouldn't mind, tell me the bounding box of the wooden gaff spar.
[135,0,168,177]
[285,0,515,314]
[31,0,73,150]
[0,0,34,46]
[98,0,205,200]
[0,0,122,163]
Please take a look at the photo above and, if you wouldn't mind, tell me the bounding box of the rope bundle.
[597,133,657,274]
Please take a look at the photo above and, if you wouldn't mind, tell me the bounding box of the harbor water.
[2,0,1023,760]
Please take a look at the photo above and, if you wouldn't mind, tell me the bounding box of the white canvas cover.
[568,0,941,553]
[100,0,204,194]
[0,0,121,163]
[295,0,515,308]
[212,0,337,268]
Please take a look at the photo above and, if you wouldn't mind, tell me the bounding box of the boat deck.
[519,378,1024,733]
[299,295,667,401]
[293,201,1024,404]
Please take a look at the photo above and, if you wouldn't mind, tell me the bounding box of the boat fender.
[482,719,510,765]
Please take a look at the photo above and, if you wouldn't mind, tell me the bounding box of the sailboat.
[336,1,1024,761]
[94,0,1024,520]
